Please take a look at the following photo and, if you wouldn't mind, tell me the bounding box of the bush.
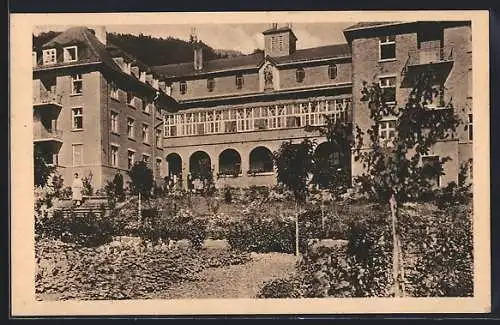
[38,210,114,247]
[227,213,295,253]
[257,277,304,298]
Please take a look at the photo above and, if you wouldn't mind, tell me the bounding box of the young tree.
[353,71,461,296]
[273,139,315,257]
[34,146,55,187]
[129,161,154,199]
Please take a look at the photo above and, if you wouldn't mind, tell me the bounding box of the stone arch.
[218,148,242,176]
[189,151,212,180]
[166,153,182,177]
[249,146,274,173]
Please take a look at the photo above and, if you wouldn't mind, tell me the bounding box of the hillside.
[32,31,244,66]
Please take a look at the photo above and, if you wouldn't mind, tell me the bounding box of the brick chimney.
[191,28,203,72]
[94,26,107,46]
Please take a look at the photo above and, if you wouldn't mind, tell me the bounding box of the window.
[127,118,135,139]
[379,76,396,103]
[110,145,119,167]
[63,46,78,62]
[468,113,473,141]
[296,68,305,83]
[422,155,441,187]
[278,35,284,51]
[179,81,187,95]
[155,158,162,176]
[71,74,83,95]
[236,74,244,89]
[127,150,135,169]
[72,144,83,166]
[156,128,162,147]
[110,111,119,134]
[32,52,37,67]
[328,64,338,79]
[110,83,120,100]
[207,78,215,92]
[42,48,57,65]
[143,101,152,114]
[379,35,396,60]
[379,119,396,142]
[72,107,83,129]
[142,123,149,144]
[142,154,150,165]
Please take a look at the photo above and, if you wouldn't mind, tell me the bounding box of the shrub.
[38,210,114,247]
[129,161,154,198]
[257,277,304,298]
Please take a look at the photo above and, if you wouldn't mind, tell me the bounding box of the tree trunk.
[295,200,300,258]
[389,193,401,297]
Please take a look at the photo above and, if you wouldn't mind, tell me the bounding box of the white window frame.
[379,75,397,104]
[110,83,120,101]
[127,149,136,169]
[127,117,135,139]
[71,107,83,130]
[42,48,57,65]
[110,144,119,167]
[155,128,162,148]
[71,74,83,95]
[110,111,119,134]
[72,143,83,167]
[142,123,150,144]
[378,118,397,145]
[63,46,78,63]
[379,35,396,61]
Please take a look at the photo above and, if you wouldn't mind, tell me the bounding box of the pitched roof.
[152,43,351,78]
[273,44,351,64]
[262,26,295,35]
[151,52,265,78]
[343,22,403,32]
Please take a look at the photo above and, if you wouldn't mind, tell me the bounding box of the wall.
[279,61,352,90]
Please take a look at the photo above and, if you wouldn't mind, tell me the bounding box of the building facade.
[33,26,176,189]
[33,21,473,191]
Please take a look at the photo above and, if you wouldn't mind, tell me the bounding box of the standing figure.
[71,173,84,206]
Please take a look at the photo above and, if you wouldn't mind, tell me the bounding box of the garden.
[34,71,474,300]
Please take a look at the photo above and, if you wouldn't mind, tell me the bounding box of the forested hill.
[32,31,245,66]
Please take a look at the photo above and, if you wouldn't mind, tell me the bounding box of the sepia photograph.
[10,11,490,315]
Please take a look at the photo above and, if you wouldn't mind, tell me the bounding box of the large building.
[33,21,473,190]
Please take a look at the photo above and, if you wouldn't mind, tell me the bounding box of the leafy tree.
[34,146,55,187]
[128,161,154,199]
[353,72,461,203]
[112,172,125,201]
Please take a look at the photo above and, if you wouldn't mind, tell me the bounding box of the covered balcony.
[33,89,63,110]
[33,125,63,143]
[401,46,454,87]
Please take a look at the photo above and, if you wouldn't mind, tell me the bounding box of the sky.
[33,22,354,54]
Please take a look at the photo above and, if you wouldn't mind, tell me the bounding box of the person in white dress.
[71,173,83,206]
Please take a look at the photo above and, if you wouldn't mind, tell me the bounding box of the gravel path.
[156,252,298,299]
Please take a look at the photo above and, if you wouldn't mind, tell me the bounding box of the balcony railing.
[406,46,454,66]
[33,127,63,142]
[33,90,63,107]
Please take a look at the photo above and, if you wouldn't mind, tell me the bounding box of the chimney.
[272,23,278,30]
[191,28,203,72]
[94,26,107,46]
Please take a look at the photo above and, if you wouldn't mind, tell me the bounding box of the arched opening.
[189,151,212,180]
[166,153,182,177]
[218,149,242,176]
[313,142,348,189]
[249,146,274,174]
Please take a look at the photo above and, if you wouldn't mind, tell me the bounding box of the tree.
[112,172,125,202]
[128,161,154,199]
[34,146,55,187]
[353,71,461,296]
[274,139,315,257]
[306,115,354,199]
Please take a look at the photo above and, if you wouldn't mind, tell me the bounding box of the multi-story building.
[343,21,473,187]
[33,26,176,189]
[33,21,473,190]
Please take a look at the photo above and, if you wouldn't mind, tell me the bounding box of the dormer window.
[328,64,338,79]
[207,78,215,92]
[42,48,57,65]
[296,68,305,83]
[179,81,187,95]
[236,74,244,89]
[63,46,78,63]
